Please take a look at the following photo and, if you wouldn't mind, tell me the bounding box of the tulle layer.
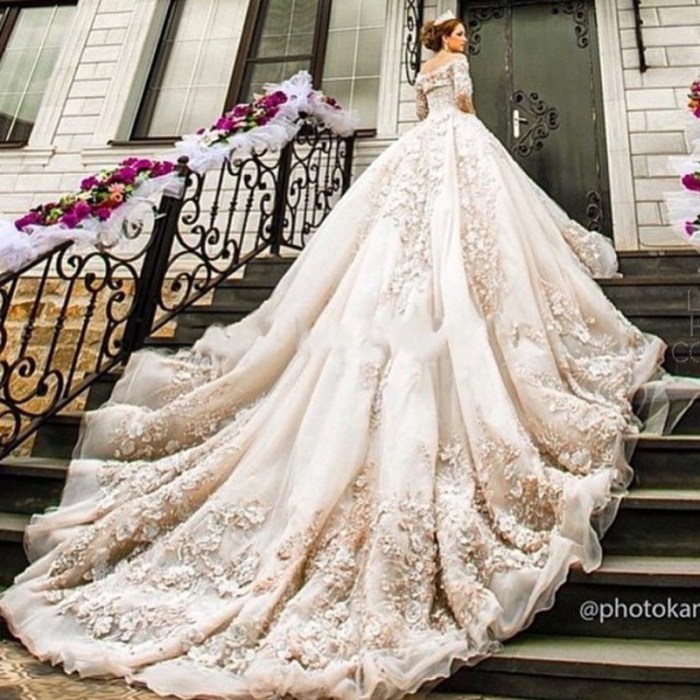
[1,110,698,700]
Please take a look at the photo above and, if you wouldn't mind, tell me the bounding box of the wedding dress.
[0,54,687,700]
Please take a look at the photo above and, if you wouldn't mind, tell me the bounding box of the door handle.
[512,109,528,139]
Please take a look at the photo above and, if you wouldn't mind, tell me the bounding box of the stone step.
[84,370,122,410]
[0,457,67,514]
[631,436,700,488]
[175,307,251,332]
[598,275,700,313]
[603,486,700,556]
[440,635,700,699]
[616,250,700,277]
[0,511,30,588]
[242,256,295,285]
[213,278,278,306]
[530,555,700,640]
[31,411,82,460]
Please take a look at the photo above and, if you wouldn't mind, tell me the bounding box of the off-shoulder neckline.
[418,56,466,79]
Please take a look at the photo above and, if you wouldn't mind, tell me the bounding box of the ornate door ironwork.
[461,0,611,236]
[510,90,560,157]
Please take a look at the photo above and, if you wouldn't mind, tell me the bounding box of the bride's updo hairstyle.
[420,16,463,52]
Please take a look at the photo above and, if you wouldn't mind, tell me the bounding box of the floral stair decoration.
[664,79,700,246]
[0,71,356,273]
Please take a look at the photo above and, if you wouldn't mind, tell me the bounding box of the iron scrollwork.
[510,90,560,157]
[0,126,355,457]
[404,0,424,86]
[552,1,589,49]
[467,6,506,56]
[585,190,604,231]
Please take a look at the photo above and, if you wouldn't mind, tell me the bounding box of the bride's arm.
[452,55,476,116]
[416,84,429,120]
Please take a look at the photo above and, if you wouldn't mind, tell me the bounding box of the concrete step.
[175,307,251,331]
[603,487,700,556]
[616,250,700,277]
[242,256,295,285]
[631,436,700,488]
[530,555,700,640]
[31,411,82,460]
[598,275,700,313]
[213,278,277,306]
[0,457,67,514]
[440,635,700,699]
[0,512,30,588]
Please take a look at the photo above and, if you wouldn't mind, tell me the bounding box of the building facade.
[0,0,698,251]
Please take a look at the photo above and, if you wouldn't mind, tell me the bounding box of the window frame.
[0,0,77,147]
[129,0,334,142]
[224,0,332,111]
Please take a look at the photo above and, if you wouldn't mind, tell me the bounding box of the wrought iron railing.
[404,0,424,85]
[0,126,355,457]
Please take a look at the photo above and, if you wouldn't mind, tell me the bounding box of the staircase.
[2,249,700,698]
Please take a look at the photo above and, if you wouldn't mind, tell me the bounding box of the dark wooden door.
[461,0,611,236]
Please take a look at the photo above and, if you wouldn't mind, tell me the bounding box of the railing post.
[341,133,356,194]
[121,156,190,356]
[270,140,293,256]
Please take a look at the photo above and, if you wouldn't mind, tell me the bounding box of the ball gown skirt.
[0,55,693,699]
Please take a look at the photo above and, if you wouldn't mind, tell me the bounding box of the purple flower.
[73,201,92,219]
[196,127,206,135]
[14,210,44,231]
[60,211,79,228]
[80,175,100,190]
[109,166,138,185]
[152,160,175,177]
[131,158,154,172]
[95,206,112,221]
[682,173,700,192]
[231,104,249,118]
[215,116,235,132]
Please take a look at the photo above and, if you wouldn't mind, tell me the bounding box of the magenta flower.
[231,104,249,118]
[682,173,700,192]
[215,116,235,132]
[95,206,112,221]
[152,160,175,177]
[14,210,44,231]
[80,175,100,190]
[109,166,137,185]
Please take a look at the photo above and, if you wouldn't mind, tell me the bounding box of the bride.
[0,11,684,700]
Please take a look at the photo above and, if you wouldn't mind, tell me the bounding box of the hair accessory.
[434,10,457,26]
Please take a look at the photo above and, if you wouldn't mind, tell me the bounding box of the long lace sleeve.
[416,83,428,120]
[452,54,475,115]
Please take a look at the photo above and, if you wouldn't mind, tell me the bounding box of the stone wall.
[618,0,700,248]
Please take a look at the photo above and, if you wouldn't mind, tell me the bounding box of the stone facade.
[619,0,700,248]
[0,0,698,251]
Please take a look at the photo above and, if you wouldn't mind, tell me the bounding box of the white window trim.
[91,0,169,145]
[24,0,91,150]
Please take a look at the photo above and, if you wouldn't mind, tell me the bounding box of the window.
[322,0,385,130]
[134,0,386,140]
[231,0,332,104]
[132,0,245,139]
[0,2,75,144]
